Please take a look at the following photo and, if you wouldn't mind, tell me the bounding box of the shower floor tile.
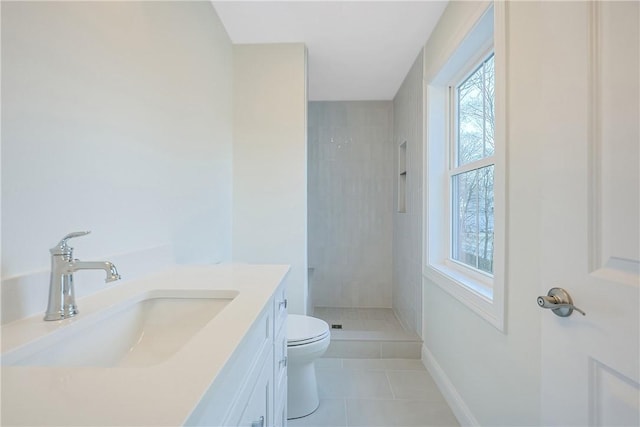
[313,307,421,358]
[313,307,420,344]
[313,307,406,333]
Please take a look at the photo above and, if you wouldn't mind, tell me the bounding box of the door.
[539,2,639,426]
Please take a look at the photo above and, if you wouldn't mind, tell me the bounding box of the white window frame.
[424,3,507,331]
[448,50,495,278]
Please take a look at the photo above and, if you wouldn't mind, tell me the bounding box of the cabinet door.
[274,388,287,427]
[273,327,288,426]
[238,355,273,427]
[273,328,287,393]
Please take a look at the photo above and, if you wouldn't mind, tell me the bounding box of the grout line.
[343,398,349,427]
[384,370,397,400]
[332,396,437,402]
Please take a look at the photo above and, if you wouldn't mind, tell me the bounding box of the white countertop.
[1,264,289,426]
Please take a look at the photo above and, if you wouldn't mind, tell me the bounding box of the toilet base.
[287,361,320,419]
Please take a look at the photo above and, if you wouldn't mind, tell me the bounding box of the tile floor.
[288,358,459,427]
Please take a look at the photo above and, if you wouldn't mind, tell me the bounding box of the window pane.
[457,54,495,166]
[452,165,494,274]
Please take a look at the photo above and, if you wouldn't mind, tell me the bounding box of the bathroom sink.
[2,289,238,368]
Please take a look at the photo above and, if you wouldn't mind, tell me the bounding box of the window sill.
[423,261,505,331]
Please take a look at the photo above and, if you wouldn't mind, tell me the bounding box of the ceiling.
[212,1,448,101]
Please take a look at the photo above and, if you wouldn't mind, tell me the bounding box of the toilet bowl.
[287,314,331,419]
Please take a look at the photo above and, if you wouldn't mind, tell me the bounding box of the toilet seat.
[287,314,330,347]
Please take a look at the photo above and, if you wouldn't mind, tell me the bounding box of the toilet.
[286,314,331,419]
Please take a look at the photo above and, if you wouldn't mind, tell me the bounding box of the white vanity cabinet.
[186,282,287,427]
[1,265,291,427]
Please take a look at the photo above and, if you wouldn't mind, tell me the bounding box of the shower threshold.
[313,307,422,359]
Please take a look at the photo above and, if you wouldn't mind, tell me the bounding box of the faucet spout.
[68,261,121,283]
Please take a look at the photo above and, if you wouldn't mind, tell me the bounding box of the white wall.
[392,52,424,336]
[232,44,308,314]
[1,2,233,279]
[2,4,311,321]
[307,101,394,309]
[421,2,542,425]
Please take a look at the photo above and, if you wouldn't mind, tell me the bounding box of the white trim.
[442,259,492,293]
[423,2,506,332]
[492,0,508,332]
[422,343,480,427]
[449,44,495,97]
[424,1,493,84]
[423,264,503,330]
[587,0,602,273]
[450,157,495,176]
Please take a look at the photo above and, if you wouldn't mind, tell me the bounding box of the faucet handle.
[51,231,91,255]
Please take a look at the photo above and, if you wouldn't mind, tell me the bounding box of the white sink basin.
[2,289,237,367]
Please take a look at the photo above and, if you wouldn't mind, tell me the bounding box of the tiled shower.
[307,98,422,356]
[308,101,394,309]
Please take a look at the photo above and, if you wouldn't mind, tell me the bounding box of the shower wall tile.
[392,51,424,337]
[308,101,394,308]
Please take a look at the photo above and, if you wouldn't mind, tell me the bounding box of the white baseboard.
[422,343,480,427]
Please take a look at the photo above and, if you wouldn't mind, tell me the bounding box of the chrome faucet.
[44,231,121,321]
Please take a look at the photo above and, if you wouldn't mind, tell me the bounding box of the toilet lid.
[287,314,330,346]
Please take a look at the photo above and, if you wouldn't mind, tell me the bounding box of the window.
[451,54,495,275]
[424,3,506,331]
